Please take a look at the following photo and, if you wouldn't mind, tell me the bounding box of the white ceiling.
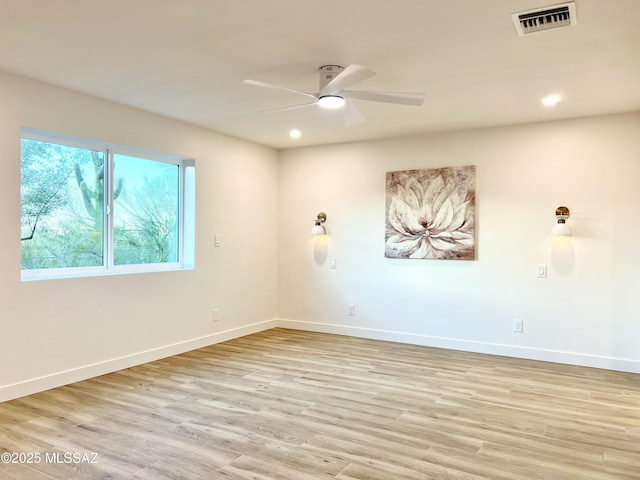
[1,0,638,149]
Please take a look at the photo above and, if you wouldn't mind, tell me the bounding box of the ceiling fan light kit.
[318,95,345,109]
[243,64,425,124]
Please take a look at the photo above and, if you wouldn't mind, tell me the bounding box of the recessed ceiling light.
[542,94,561,107]
[318,95,345,109]
[289,129,301,139]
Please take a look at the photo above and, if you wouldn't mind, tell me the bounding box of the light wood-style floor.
[1,328,639,479]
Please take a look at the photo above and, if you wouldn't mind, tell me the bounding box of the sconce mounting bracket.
[555,206,570,223]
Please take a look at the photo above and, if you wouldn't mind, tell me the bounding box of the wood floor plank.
[1,328,638,479]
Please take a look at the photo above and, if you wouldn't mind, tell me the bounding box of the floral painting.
[385,166,476,260]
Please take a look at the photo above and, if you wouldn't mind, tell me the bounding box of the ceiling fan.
[242,64,425,125]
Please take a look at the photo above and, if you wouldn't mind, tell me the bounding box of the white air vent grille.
[512,2,577,36]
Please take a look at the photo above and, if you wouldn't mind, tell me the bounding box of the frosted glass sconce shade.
[552,206,572,236]
[311,212,327,235]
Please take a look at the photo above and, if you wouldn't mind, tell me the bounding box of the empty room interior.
[0,1,639,479]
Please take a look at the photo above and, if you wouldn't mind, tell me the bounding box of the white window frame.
[20,128,195,281]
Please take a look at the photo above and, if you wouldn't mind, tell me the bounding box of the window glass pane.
[20,129,193,281]
[112,154,179,265]
[21,139,105,269]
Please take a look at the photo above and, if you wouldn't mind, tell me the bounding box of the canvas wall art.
[385,165,476,260]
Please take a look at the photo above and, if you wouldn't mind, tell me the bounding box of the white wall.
[0,72,280,401]
[278,112,640,373]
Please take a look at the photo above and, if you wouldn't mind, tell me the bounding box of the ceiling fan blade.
[343,90,425,106]
[343,99,366,126]
[242,79,318,101]
[321,64,376,96]
[260,101,318,113]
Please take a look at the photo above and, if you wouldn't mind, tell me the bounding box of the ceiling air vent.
[512,2,577,36]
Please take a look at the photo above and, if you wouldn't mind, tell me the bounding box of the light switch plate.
[537,264,547,278]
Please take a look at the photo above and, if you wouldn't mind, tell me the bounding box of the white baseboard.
[276,319,640,374]
[0,319,279,403]
[3,317,637,403]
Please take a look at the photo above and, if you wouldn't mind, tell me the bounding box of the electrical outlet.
[513,318,523,333]
[213,309,219,322]
[348,304,355,316]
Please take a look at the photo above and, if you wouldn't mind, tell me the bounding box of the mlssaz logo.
[45,452,99,464]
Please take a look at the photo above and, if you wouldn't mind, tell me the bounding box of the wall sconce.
[311,212,327,235]
[552,206,572,236]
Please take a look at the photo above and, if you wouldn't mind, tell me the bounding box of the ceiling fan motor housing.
[319,65,344,91]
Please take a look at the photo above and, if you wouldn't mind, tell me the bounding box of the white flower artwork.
[385,166,476,260]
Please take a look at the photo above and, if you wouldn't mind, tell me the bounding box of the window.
[20,129,194,280]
